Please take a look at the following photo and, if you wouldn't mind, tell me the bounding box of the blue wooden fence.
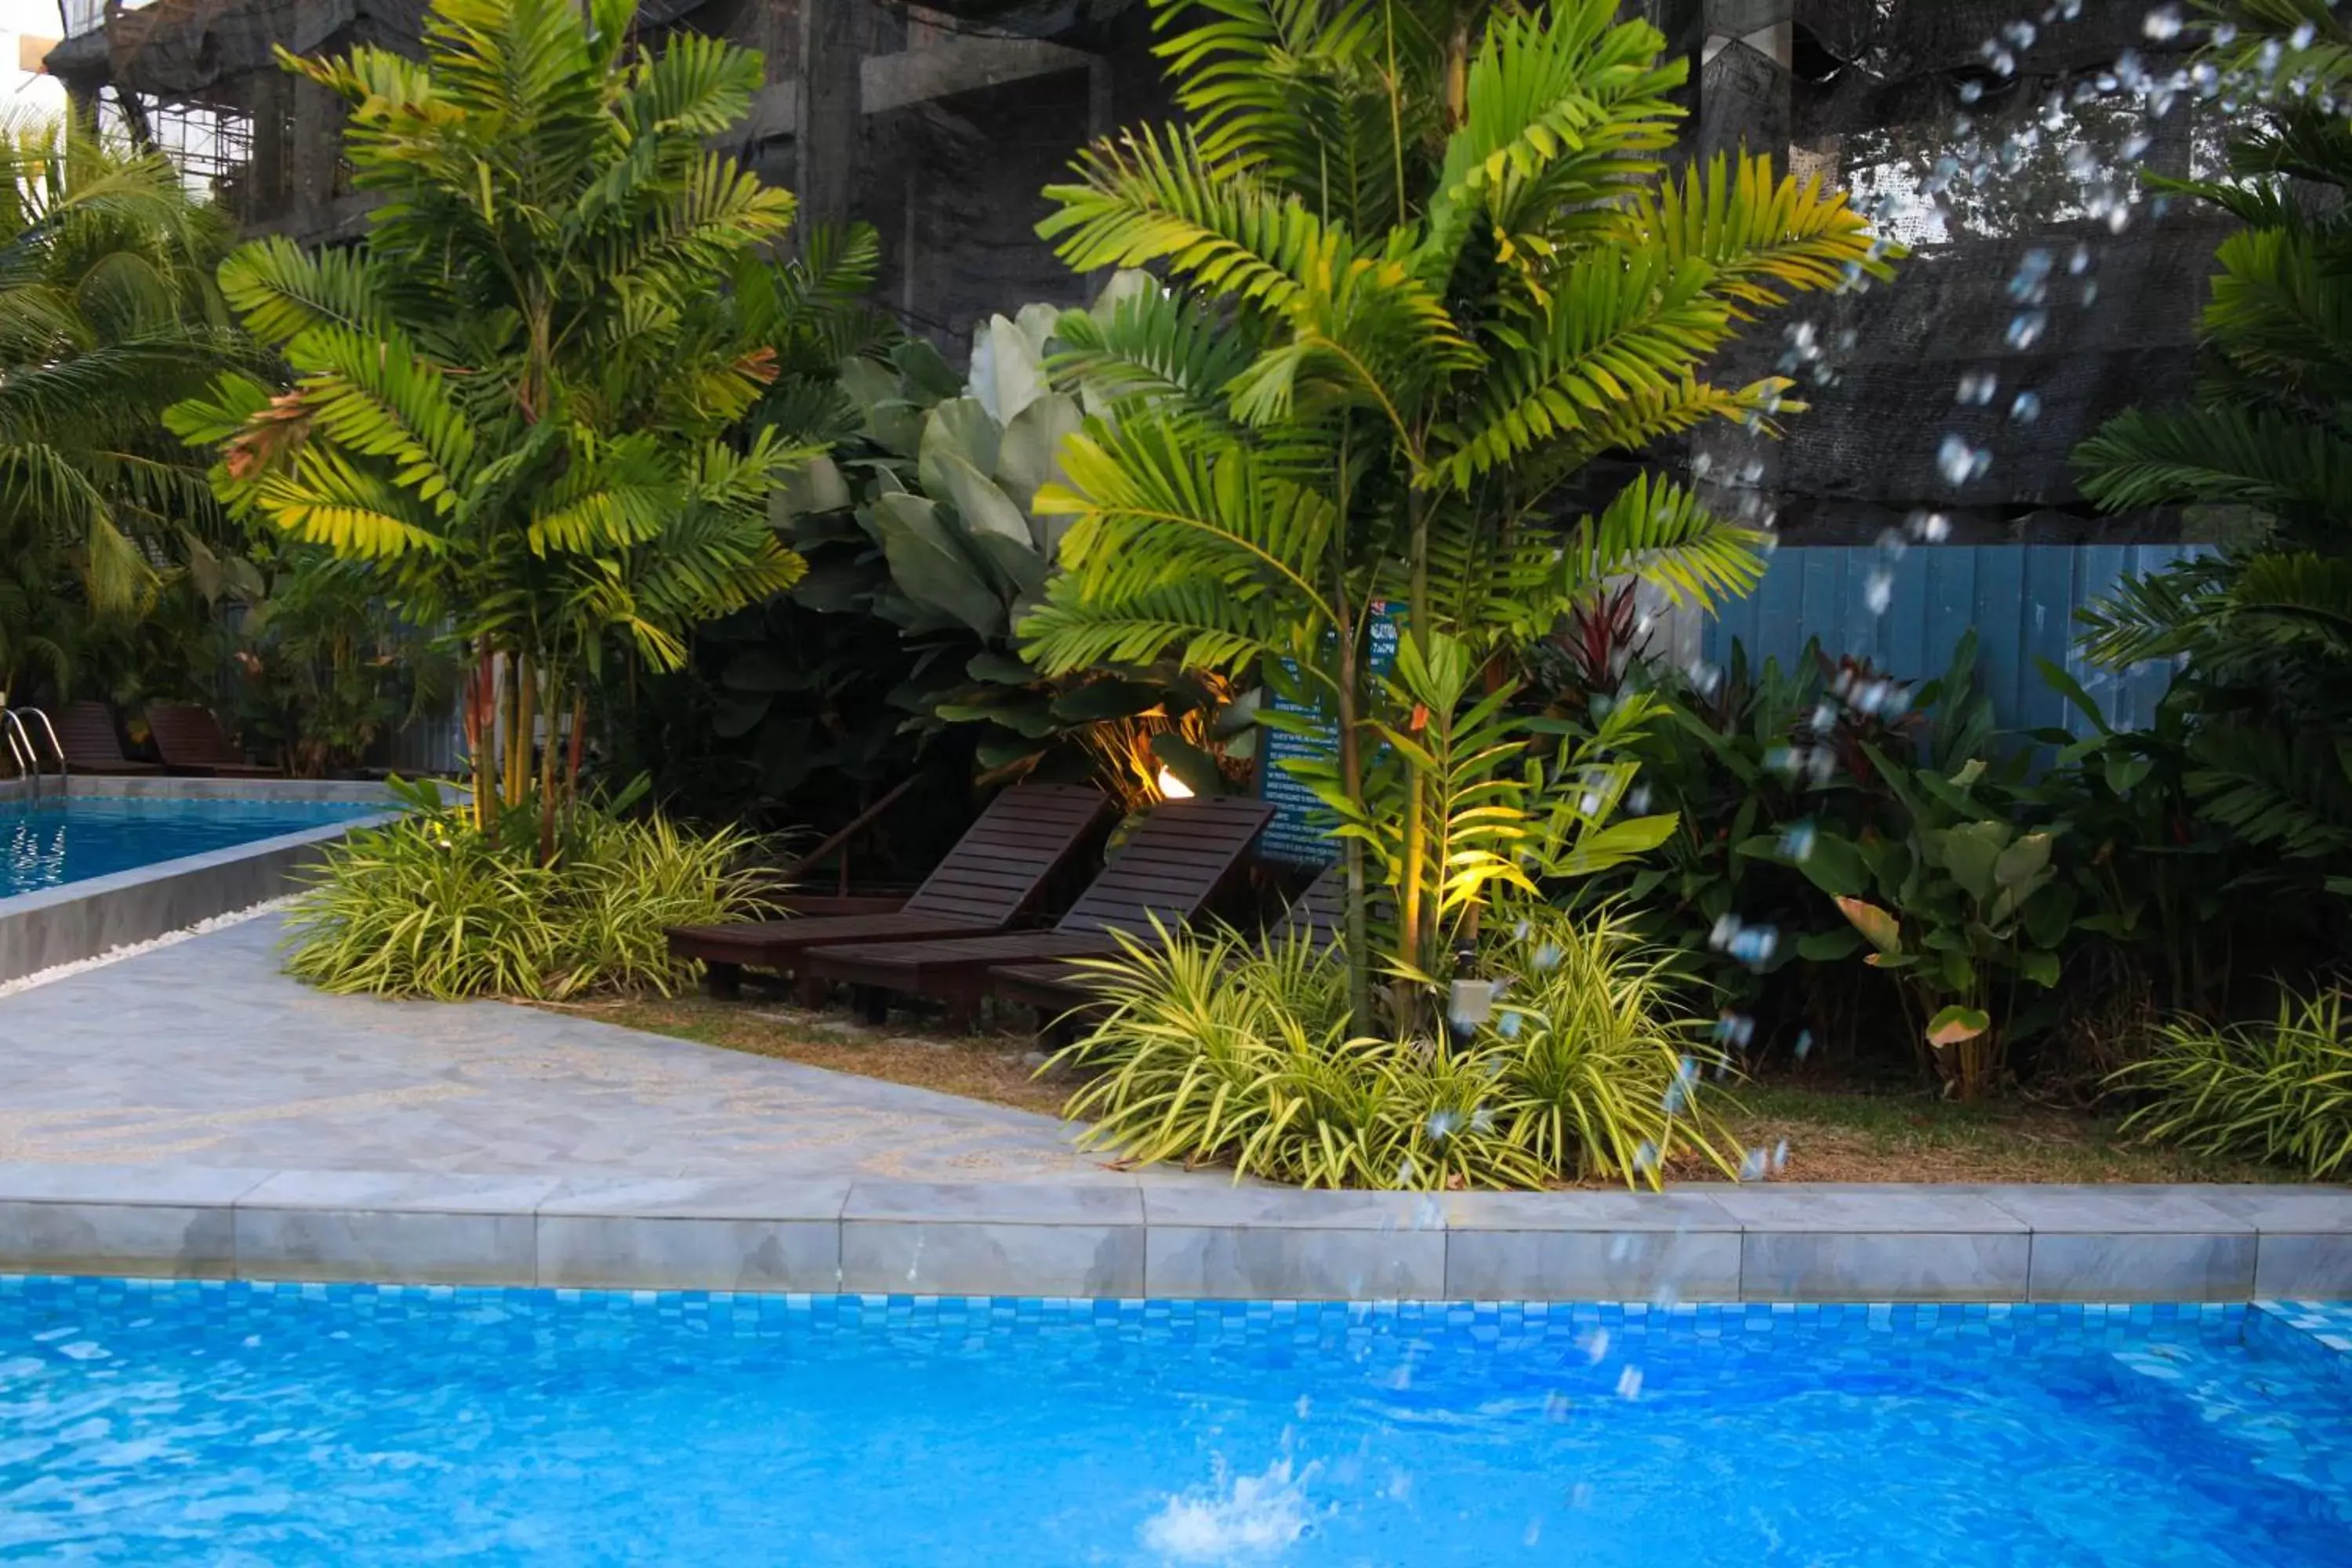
[1695,543,2208,739]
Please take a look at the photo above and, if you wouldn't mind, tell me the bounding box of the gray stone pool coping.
[1,1162,2343,1304]
[0,779,402,984]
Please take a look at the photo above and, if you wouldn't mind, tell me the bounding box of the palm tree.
[168,0,811,856]
[0,114,241,673]
[2074,2,2352,902]
[1017,0,1891,1019]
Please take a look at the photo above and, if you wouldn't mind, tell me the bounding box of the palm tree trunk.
[470,637,497,833]
[535,663,561,866]
[506,651,533,810]
[1336,630,1373,1033]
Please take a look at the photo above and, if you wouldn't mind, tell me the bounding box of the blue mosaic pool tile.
[2245,1301,2352,1395]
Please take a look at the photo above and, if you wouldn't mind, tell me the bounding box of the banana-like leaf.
[869,491,1005,638]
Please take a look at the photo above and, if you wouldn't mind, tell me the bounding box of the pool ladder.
[1,706,64,804]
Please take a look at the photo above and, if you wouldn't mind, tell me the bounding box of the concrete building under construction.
[41,2,2220,550]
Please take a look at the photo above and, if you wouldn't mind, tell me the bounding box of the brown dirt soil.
[551,995,2292,1187]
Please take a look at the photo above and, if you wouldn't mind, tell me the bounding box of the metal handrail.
[0,707,62,804]
[20,707,60,770]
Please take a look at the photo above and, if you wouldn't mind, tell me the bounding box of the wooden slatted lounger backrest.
[1054,794,1276,937]
[55,702,132,767]
[897,783,1112,926]
[1282,865,1348,947]
[145,705,238,768]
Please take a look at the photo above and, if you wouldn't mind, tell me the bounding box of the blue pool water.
[0,797,383,898]
[2,1283,2347,1566]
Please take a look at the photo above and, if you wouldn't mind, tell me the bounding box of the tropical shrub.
[768,276,1254,805]
[169,0,811,860]
[2071,5,2352,913]
[0,116,248,706]
[1562,632,2001,1068]
[1764,746,2081,1102]
[224,552,456,777]
[1019,0,1893,1020]
[1050,906,1733,1189]
[284,781,768,1000]
[2113,986,2352,1180]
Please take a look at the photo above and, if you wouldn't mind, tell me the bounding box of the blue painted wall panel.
[1697,544,2209,739]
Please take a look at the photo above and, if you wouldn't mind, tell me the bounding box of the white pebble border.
[0,896,296,1001]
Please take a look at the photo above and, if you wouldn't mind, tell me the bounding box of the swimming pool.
[2,1281,2346,1565]
[0,796,386,900]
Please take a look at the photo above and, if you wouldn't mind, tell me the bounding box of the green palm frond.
[2073,403,2352,529]
[1436,247,1730,487]
[1632,151,1894,313]
[1051,281,1260,422]
[1038,123,1339,312]
[1571,470,1768,610]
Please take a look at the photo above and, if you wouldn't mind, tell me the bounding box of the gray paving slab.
[0,917,1154,1185]
[1710,1187,2027,1233]
[1982,1187,2252,1234]
[3,912,2347,1302]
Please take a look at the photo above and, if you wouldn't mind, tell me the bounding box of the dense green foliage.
[0,118,245,705]
[1051,906,1734,1189]
[2073,3,2352,912]
[2114,987,2352,1180]
[224,553,456,777]
[285,781,767,999]
[1020,0,1891,1023]
[169,0,811,854]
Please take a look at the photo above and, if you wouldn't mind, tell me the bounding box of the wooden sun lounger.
[988,863,1348,1022]
[665,782,1112,1000]
[53,701,162,776]
[144,704,284,778]
[800,793,1276,1026]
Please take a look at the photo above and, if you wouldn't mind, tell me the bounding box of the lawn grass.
[561,993,2292,1186]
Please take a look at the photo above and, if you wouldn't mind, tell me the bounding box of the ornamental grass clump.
[2113,988,2352,1180]
[284,783,767,1000]
[1049,906,1735,1190]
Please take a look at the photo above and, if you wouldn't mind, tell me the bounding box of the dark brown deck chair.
[666,782,1112,1000]
[145,704,283,778]
[53,701,161,775]
[800,793,1276,1026]
[989,862,1348,1022]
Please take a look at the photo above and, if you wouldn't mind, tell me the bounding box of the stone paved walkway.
[0,916,1167,1185]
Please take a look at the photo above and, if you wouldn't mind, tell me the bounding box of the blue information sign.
[1256,601,1402,866]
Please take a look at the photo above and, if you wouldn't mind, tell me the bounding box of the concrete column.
[797,0,860,227]
[292,73,344,223]
[247,67,286,223]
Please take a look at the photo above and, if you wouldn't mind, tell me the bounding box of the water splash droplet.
[2142,5,2181,43]
[2009,390,2043,423]
[1937,434,1991,485]
[1615,1366,1644,1400]
[1793,1029,1815,1062]
[1737,1147,1769,1182]
[1779,820,1818,860]
[2005,310,2049,350]
[1906,507,1952,543]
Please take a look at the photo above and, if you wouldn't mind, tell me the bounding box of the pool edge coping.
[0,781,404,985]
[0,1165,2343,1305]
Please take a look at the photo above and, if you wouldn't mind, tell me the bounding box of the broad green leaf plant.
[1017,0,1896,1025]
[1765,752,2079,1101]
[167,0,810,858]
